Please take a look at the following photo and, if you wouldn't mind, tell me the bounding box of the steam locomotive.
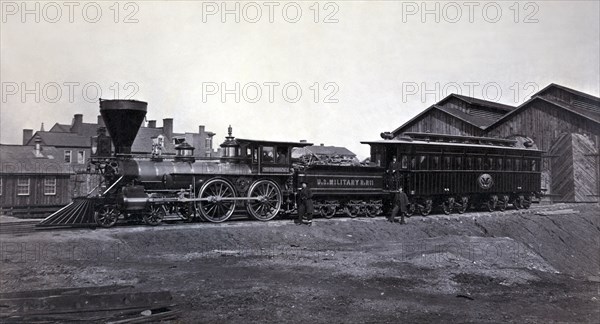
[42,99,542,228]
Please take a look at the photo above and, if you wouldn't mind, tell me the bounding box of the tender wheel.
[419,199,433,216]
[514,195,525,210]
[320,205,337,219]
[441,198,454,215]
[522,195,531,209]
[365,203,380,218]
[144,205,165,226]
[486,196,497,212]
[94,205,119,228]
[457,197,469,214]
[197,179,237,223]
[246,180,282,221]
[344,205,360,218]
[512,197,521,210]
[405,203,415,217]
[498,195,509,212]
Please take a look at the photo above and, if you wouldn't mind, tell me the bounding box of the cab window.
[261,146,275,163]
[275,147,288,164]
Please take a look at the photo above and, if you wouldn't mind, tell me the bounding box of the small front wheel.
[144,205,165,226]
[94,205,119,228]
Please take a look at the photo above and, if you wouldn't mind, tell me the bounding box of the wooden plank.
[0,291,173,316]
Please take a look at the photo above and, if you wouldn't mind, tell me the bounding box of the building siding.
[399,109,485,137]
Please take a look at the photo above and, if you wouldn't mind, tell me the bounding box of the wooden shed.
[391,94,516,138]
[0,144,73,216]
[486,84,600,202]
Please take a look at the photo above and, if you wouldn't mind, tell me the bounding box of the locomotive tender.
[41,99,542,228]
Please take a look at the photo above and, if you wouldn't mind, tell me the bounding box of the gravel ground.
[1,203,599,323]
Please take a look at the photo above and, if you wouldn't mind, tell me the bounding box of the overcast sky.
[1,0,599,158]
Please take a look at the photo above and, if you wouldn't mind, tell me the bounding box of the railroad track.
[0,220,40,235]
[0,203,582,235]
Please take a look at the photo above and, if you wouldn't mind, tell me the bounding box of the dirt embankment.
[1,203,599,323]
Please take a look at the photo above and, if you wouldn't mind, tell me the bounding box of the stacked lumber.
[0,285,179,323]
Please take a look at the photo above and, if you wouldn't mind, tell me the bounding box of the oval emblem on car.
[478,173,494,189]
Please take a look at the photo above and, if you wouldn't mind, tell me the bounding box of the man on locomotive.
[388,186,409,224]
[296,182,314,226]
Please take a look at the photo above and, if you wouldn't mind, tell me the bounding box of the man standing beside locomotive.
[296,182,314,226]
[387,156,401,190]
[388,186,409,224]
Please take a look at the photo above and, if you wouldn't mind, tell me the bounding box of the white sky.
[1,0,599,159]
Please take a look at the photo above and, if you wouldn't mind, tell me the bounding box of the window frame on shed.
[44,177,57,196]
[17,177,30,196]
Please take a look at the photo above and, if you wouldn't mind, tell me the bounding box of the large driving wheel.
[144,205,165,226]
[197,179,237,223]
[246,180,282,221]
[94,205,119,228]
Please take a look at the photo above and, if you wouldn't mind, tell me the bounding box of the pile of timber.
[0,285,179,323]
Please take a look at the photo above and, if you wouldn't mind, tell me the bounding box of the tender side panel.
[298,165,385,197]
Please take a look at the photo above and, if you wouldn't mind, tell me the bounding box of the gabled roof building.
[390,83,599,202]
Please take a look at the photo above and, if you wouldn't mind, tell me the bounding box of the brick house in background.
[1,113,217,216]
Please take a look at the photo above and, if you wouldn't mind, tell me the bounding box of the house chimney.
[163,118,173,139]
[199,125,205,134]
[300,140,307,143]
[34,136,42,157]
[320,143,324,146]
[97,115,105,128]
[23,129,33,145]
[147,120,156,128]
[72,114,83,134]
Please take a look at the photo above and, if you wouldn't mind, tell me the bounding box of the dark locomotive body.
[45,99,542,228]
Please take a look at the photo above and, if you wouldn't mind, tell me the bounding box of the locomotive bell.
[99,99,147,155]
